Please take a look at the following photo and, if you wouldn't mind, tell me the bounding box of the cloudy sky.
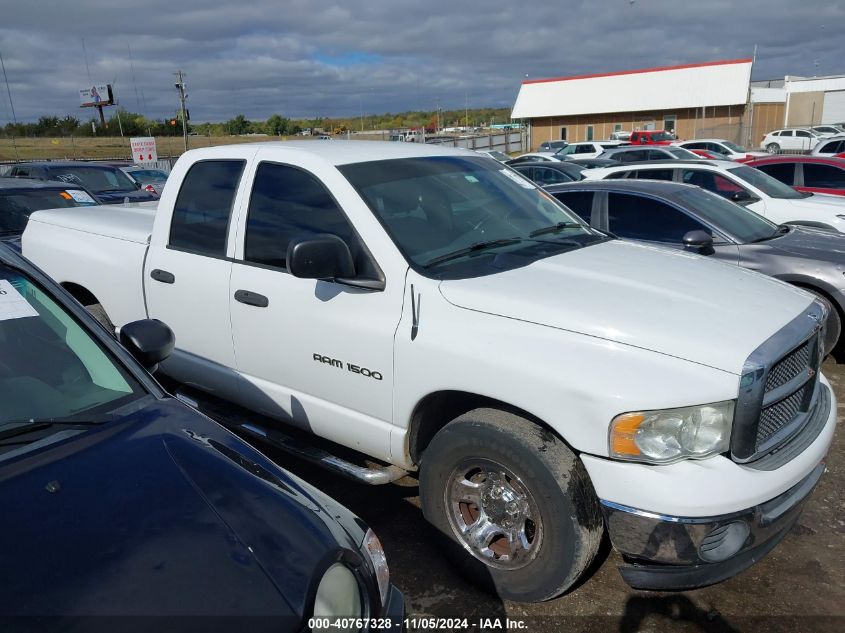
[0,1,841,123]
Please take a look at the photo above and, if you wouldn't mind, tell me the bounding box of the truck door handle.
[234,289,269,308]
[150,269,175,284]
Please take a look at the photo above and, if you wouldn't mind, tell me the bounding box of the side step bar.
[175,390,408,486]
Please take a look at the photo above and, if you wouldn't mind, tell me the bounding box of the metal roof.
[512,58,753,119]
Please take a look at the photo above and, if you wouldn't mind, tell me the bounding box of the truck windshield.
[339,156,602,273]
[0,265,144,431]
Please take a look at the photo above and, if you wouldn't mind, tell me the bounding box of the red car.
[629,130,675,145]
[745,156,845,197]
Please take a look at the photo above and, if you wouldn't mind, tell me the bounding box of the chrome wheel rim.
[444,459,543,570]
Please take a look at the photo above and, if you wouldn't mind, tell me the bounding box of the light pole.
[174,70,189,153]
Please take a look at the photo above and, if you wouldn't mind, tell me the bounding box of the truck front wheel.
[419,409,603,602]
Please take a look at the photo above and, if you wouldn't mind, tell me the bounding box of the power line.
[82,37,92,83]
[0,50,20,161]
[128,44,142,114]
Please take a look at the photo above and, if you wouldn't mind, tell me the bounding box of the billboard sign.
[130,137,158,163]
[79,84,113,107]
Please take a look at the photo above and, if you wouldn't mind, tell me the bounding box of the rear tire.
[419,408,603,602]
[766,143,780,154]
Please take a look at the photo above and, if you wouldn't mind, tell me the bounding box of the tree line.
[0,107,514,138]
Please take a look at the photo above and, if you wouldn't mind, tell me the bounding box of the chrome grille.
[764,341,811,392]
[732,302,826,465]
[756,382,812,450]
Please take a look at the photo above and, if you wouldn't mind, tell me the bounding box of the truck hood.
[438,240,814,374]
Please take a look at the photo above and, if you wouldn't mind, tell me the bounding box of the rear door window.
[551,191,594,223]
[681,170,744,198]
[629,169,675,181]
[169,160,245,256]
[803,164,845,189]
[754,163,796,185]
[607,193,709,243]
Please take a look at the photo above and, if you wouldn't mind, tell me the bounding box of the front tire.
[766,143,780,154]
[419,408,602,602]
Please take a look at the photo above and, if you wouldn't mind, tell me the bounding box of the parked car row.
[14,141,837,610]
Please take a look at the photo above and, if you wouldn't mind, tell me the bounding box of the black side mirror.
[287,234,355,281]
[119,319,175,372]
[731,190,752,203]
[682,230,714,255]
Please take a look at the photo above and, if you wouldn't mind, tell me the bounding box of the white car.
[506,152,564,163]
[673,139,767,161]
[760,128,821,153]
[21,141,836,601]
[584,159,845,231]
[811,135,845,157]
[475,149,511,162]
[811,125,845,137]
[554,141,629,160]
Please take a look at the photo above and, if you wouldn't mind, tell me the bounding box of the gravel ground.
[229,359,845,633]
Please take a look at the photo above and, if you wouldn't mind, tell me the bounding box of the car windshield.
[676,187,778,243]
[128,169,168,181]
[339,156,602,276]
[0,265,145,438]
[0,189,97,236]
[650,132,673,141]
[47,166,138,193]
[484,151,509,162]
[728,165,806,199]
[668,148,700,159]
[722,141,747,153]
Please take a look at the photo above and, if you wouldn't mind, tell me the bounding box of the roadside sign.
[130,137,158,164]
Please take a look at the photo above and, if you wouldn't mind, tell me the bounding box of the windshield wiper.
[422,238,524,268]
[529,222,584,238]
[0,414,111,442]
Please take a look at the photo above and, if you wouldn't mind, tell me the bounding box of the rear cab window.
[169,160,245,256]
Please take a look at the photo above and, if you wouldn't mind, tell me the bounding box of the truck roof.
[180,140,479,166]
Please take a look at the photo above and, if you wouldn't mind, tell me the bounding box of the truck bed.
[27,202,157,244]
[22,202,158,327]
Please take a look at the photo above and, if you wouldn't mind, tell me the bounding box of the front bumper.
[378,584,405,632]
[602,461,826,590]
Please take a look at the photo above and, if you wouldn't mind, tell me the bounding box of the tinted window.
[648,149,671,160]
[803,164,845,189]
[682,170,745,199]
[245,162,359,270]
[532,167,574,186]
[607,193,708,243]
[796,130,811,138]
[170,160,245,256]
[727,165,804,199]
[615,150,648,162]
[630,169,674,181]
[684,142,706,150]
[755,163,796,185]
[575,145,595,154]
[551,191,593,222]
[0,189,94,236]
[674,188,777,243]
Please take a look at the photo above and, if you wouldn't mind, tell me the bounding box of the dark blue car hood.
[0,397,359,622]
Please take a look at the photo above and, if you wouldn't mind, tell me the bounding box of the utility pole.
[174,70,189,153]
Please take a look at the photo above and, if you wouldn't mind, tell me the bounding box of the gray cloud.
[0,0,841,123]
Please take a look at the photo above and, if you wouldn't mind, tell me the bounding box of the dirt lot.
[229,359,845,633]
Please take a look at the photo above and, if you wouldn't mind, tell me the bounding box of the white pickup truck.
[23,141,836,601]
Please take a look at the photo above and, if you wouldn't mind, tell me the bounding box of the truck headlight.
[362,529,390,605]
[609,400,734,464]
[313,563,362,621]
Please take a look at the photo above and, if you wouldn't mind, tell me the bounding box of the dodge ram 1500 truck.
[22,141,837,602]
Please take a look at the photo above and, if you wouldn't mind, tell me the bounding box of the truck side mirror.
[682,230,714,255]
[119,319,175,372]
[287,234,356,281]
